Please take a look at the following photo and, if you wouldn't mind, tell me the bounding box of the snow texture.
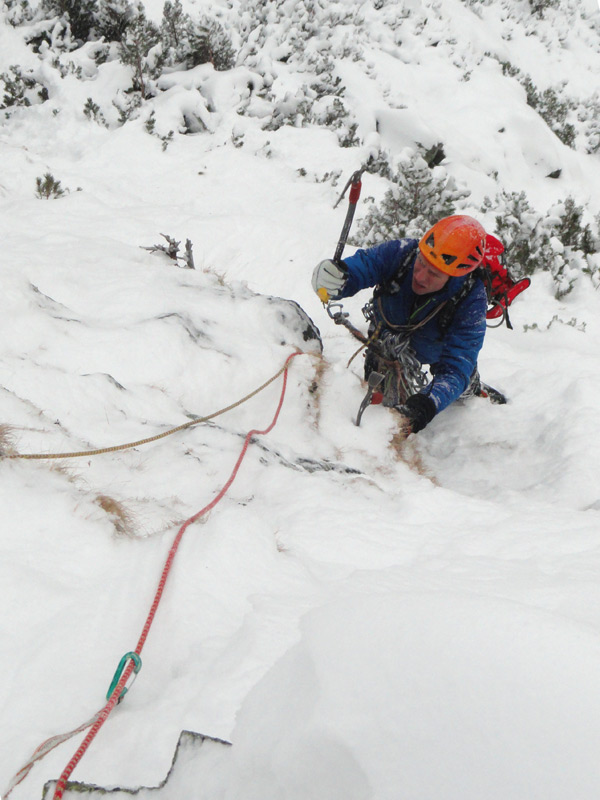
[1,0,600,798]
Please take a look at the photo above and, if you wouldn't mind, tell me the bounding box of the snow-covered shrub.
[93,0,136,44]
[238,0,357,62]
[555,197,595,255]
[83,96,107,125]
[141,233,195,268]
[4,0,88,50]
[528,0,560,17]
[483,191,599,299]
[501,62,576,148]
[354,149,471,246]
[161,1,236,71]
[4,0,37,26]
[263,92,312,130]
[38,0,98,45]
[118,3,162,99]
[531,86,575,147]
[160,0,188,62]
[308,51,344,100]
[576,94,600,155]
[262,84,357,142]
[0,65,49,111]
[144,110,174,150]
[250,62,356,139]
[195,17,236,71]
[35,172,68,199]
[234,0,358,134]
[112,89,143,123]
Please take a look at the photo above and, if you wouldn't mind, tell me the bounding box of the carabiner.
[106,651,142,703]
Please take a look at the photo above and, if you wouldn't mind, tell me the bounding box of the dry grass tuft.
[95,494,136,537]
[0,424,19,458]
[390,420,439,484]
[306,354,327,427]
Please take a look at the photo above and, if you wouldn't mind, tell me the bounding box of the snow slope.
[2,1,600,798]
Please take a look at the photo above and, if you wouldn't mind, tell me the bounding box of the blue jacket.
[340,239,487,413]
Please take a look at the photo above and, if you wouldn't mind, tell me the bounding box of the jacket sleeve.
[339,239,418,297]
[424,281,487,414]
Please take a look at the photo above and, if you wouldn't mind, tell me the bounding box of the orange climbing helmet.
[418,215,486,277]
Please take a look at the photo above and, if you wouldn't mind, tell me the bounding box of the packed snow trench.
[2,0,600,798]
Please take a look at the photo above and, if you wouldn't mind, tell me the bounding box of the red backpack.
[483,234,531,329]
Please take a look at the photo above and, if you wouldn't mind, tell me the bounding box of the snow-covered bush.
[4,0,37,26]
[161,0,235,71]
[144,109,174,149]
[483,191,599,298]
[38,0,98,45]
[501,62,576,148]
[192,17,235,72]
[117,3,161,99]
[354,149,471,246]
[93,0,136,44]
[576,94,600,155]
[529,86,576,148]
[556,197,596,255]
[9,0,133,47]
[0,64,48,111]
[528,0,560,17]
[235,0,360,136]
[83,96,107,125]
[35,172,68,199]
[238,0,358,63]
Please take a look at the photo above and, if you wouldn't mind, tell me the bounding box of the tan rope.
[8,359,296,461]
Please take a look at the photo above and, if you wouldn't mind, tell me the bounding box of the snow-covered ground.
[2,1,600,798]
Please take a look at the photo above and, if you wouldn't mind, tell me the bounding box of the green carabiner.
[107,651,142,703]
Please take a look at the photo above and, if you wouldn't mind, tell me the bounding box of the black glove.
[395,394,436,434]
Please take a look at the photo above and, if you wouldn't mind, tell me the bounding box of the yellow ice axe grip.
[317,287,330,304]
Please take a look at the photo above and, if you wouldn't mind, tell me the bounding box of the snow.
[223,592,600,800]
[1,1,600,798]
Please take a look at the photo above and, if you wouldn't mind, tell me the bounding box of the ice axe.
[317,166,368,304]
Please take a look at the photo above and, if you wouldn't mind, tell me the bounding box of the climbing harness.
[4,350,304,800]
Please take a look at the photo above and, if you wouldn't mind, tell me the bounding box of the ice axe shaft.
[332,167,366,266]
[317,167,367,304]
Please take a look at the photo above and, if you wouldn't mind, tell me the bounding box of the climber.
[312,214,505,433]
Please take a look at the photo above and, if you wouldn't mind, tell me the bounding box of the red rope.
[48,351,300,799]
